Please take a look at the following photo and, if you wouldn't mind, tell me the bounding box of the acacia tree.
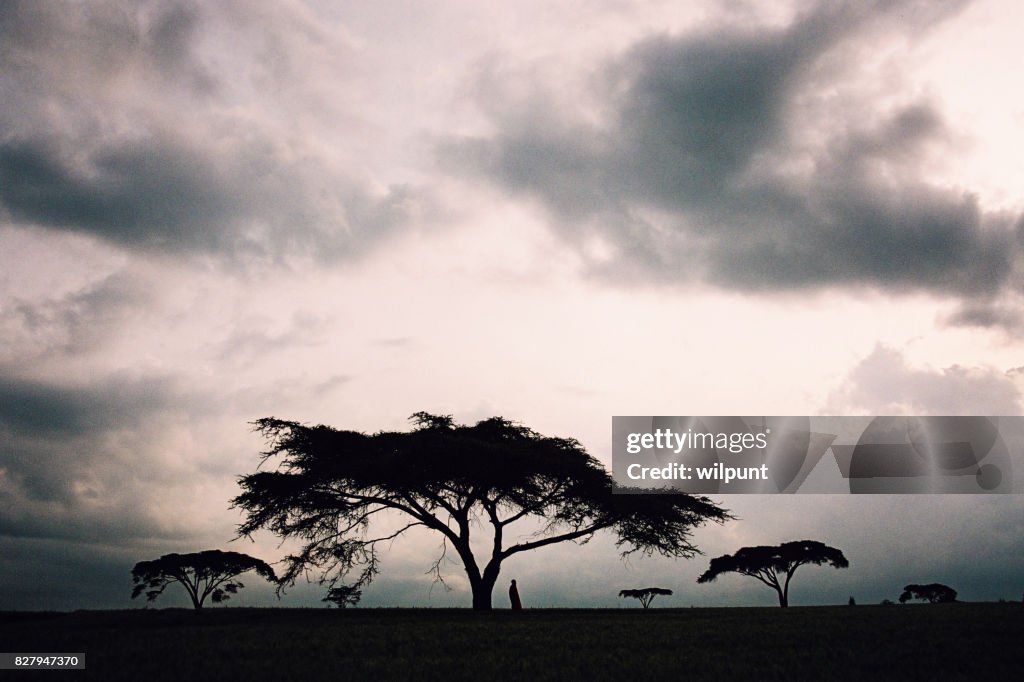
[233,413,730,611]
[619,587,673,608]
[697,540,849,607]
[131,550,277,610]
[899,583,957,604]
[323,585,362,608]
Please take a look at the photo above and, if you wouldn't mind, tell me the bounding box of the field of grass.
[1,603,1021,681]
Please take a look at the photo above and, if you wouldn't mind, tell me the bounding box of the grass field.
[2,604,1021,681]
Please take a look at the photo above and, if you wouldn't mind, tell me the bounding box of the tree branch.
[740,568,780,590]
[501,522,608,558]
[425,538,453,594]
[495,480,569,527]
[481,499,504,562]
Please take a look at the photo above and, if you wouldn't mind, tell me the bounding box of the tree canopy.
[131,550,277,610]
[233,413,730,610]
[899,583,957,604]
[697,540,849,607]
[619,587,673,608]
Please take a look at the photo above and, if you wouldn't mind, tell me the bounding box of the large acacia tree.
[697,540,849,607]
[233,413,730,610]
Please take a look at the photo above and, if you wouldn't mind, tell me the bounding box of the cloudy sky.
[2,0,1023,610]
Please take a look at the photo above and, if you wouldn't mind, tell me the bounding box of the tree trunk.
[776,588,788,608]
[471,584,492,610]
[467,561,502,611]
[179,579,203,610]
[450,525,504,611]
[470,572,499,610]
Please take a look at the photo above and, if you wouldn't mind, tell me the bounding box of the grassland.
[1,604,1021,681]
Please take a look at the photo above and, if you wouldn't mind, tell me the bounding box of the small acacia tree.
[697,540,849,607]
[131,550,277,610]
[323,585,362,608]
[619,587,673,608]
[899,583,957,604]
[233,413,730,610]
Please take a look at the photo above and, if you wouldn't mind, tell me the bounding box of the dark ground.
[1,603,1021,681]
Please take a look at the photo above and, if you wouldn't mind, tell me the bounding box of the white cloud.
[827,344,1022,415]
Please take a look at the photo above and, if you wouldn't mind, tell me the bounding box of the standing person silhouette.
[509,579,522,610]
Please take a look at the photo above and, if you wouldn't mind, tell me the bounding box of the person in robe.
[509,579,522,610]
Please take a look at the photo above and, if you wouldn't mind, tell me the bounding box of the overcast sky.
[2,0,1023,610]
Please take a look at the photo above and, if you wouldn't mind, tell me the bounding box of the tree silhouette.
[619,587,673,608]
[323,585,362,608]
[899,583,957,604]
[131,550,277,610]
[233,413,730,610]
[697,540,849,607]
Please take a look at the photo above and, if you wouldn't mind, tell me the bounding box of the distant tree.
[697,540,849,607]
[323,585,362,608]
[848,596,856,606]
[898,583,957,604]
[880,598,895,606]
[131,550,277,610]
[619,587,673,608]
[233,413,730,610]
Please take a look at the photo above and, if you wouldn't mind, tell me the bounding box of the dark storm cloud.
[0,537,144,610]
[944,301,1024,332]
[0,0,419,262]
[0,375,164,440]
[443,0,1019,304]
[0,373,201,541]
[0,374,172,492]
[0,135,419,261]
[0,138,232,250]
